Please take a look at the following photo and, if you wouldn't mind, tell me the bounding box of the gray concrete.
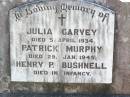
[0,0,130,94]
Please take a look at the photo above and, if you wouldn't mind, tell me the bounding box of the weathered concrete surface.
[0,0,130,94]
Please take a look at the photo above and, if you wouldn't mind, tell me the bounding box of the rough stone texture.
[0,0,130,94]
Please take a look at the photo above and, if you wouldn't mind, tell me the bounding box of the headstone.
[10,0,115,83]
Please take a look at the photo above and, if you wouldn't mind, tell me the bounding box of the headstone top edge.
[9,0,115,14]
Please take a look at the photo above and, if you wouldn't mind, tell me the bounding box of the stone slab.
[10,0,115,83]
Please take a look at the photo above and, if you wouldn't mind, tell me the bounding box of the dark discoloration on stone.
[0,0,130,94]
